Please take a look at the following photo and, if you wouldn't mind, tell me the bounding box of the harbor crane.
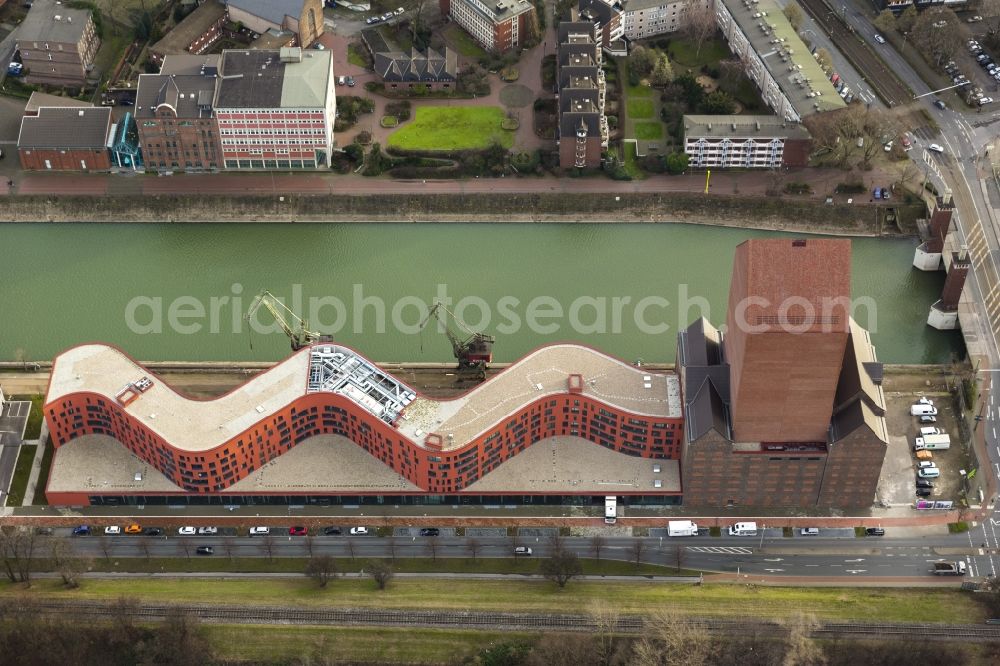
[245,289,331,351]
[418,301,495,380]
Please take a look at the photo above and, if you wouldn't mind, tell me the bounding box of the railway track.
[798,0,912,107]
[11,600,1000,642]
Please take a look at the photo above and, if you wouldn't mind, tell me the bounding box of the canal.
[0,223,963,365]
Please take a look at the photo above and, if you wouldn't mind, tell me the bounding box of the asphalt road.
[47,527,986,580]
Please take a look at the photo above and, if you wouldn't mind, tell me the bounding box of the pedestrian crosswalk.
[686,546,753,555]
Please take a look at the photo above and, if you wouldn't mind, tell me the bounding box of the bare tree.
[50,539,88,588]
[672,545,687,573]
[0,528,38,583]
[386,536,397,562]
[630,539,646,568]
[96,535,114,561]
[873,9,896,34]
[424,536,440,562]
[814,48,832,73]
[802,106,864,168]
[138,539,152,562]
[781,612,825,666]
[783,3,804,32]
[858,107,900,168]
[549,533,565,555]
[540,551,583,589]
[633,609,715,666]
[366,560,394,590]
[148,608,212,666]
[305,555,339,588]
[221,536,236,561]
[177,537,194,560]
[588,599,621,665]
[912,8,961,68]
[897,4,918,33]
[589,534,606,563]
[304,535,315,558]
[260,534,276,562]
[345,538,357,562]
[465,537,481,561]
[683,2,718,58]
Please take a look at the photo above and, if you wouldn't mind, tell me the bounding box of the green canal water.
[0,223,963,365]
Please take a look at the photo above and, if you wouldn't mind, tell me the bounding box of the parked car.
[349,527,369,535]
[916,397,934,406]
[197,526,218,535]
[919,414,938,424]
[969,15,983,22]
[395,7,405,15]
[288,526,308,536]
[928,144,945,153]
[979,97,994,105]
[323,526,343,536]
[345,76,355,87]
[419,528,440,537]
[249,526,270,536]
[72,525,91,536]
[104,526,122,535]
[7,62,23,77]
[144,527,164,536]
[916,479,935,488]
[865,527,885,536]
[124,524,142,534]
[919,467,941,478]
[365,16,381,24]
[883,141,893,152]
[196,546,214,555]
[35,527,53,536]
[178,526,197,536]
[916,487,933,497]
[800,527,820,536]
[918,460,938,469]
[514,546,533,556]
[336,75,345,86]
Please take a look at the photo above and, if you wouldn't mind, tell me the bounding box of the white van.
[919,427,942,436]
[918,467,941,478]
[910,404,938,416]
[728,522,758,536]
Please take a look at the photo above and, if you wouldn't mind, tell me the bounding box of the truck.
[604,496,617,524]
[728,521,758,536]
[914,434,951,450]
[931,561,966,576]
[668,520,699,537]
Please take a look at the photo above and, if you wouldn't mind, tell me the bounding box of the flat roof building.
[225,0,324,48]
[149,0,228,66]
[715,0,844,121]
[44,342,684,506]
[214,47,335,170]
[557,21,609,169]
[683,114,813,169]
[15,0,100,87]
[440,0,538,52]
[17,106,113,171]
[23,91,92,116]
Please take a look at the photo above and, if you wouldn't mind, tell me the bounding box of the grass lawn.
[206,625,534,663]
[633,121,663,140]
[12,395,43,439]
[2,578,982,624]
[623,142,645,180]
[31,438,53,506]
[92,0,167,27]
[4,445,36,507]
[627,98,655,119]
[669,36,730,70]
[348,43,369,68]
[444,23,487,60]
[387,107,513,151]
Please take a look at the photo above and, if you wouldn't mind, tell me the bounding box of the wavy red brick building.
[43,342,684,506]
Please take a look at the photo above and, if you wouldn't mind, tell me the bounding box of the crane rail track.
[10,600,1000,642]
[797,0,912,107]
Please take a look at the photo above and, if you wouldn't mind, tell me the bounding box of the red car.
[288,526,308,536]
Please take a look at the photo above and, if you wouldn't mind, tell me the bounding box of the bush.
[640,155,666,173]
[665,152,689,175]
[962,378,976,410]
[380,116,398,128]
[606,115,618,129]
[836,182,866,194]
[948,521,969,533]
[784,182,812,195]
[385,100,412,122]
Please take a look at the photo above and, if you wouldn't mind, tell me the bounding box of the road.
[47,526,987,581]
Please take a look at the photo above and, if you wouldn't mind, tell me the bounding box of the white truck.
[932,561,966,576]
[728,521,758,536]
[914,433,951,450]
[667,520,698,537]
[604,496,617,524]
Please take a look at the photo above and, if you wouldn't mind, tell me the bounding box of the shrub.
[836,182,866,194]
[665,152,689,175]
[948,521,969,534]
[962,378,976,410]
[386,100,412,121]
[784,182,812,195]
[640,155,666,173]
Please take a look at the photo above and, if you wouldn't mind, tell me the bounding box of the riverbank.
[0,192,919,236]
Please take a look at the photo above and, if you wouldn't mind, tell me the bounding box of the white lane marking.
[764,568,785,573]
[845,558,865,562]
[764,558,783,562]
[846,570,867,574]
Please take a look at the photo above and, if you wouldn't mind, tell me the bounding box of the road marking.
[846,570,867,574]
[764,558,783,562]
[805,564,820,567]
[845,558,865,562]
[764,568,784,573]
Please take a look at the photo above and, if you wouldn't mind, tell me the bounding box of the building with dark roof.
[683,115,812,168]
[677,238,888,509]
[213,48,335,169]
[362,29,458,91]
[23,91,92,116]
[15,0,100,87]
[575,0,626,55]
[149,0,228,66]
[17,106,113,171]
[135,55,224,172]
[225,0,324,48]
[440,0,537,52]
[557,21,609,169]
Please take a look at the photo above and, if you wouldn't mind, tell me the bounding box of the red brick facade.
[19,147,110,171]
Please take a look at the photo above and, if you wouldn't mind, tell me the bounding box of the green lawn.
[444,23,487,60]
[627,98,655,119]
[206,625,533,663]
[31,438,53,506]
[347,43,369,68]
[633,122,663,140]
[12,395,43,439]
[388,106,513,151]
[669,36,730,70]
[4,445,36,507]
[1,578,984,624]
[623,142,645,180]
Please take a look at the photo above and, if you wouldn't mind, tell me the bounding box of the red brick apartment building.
[440,0,537,52]
[43,343,684,506]
[17,106,113,171]
[557,21,608,169]
[677,239,888,509]
[15,0,100,87]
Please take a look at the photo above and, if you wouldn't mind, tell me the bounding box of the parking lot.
[877,379,969,507]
